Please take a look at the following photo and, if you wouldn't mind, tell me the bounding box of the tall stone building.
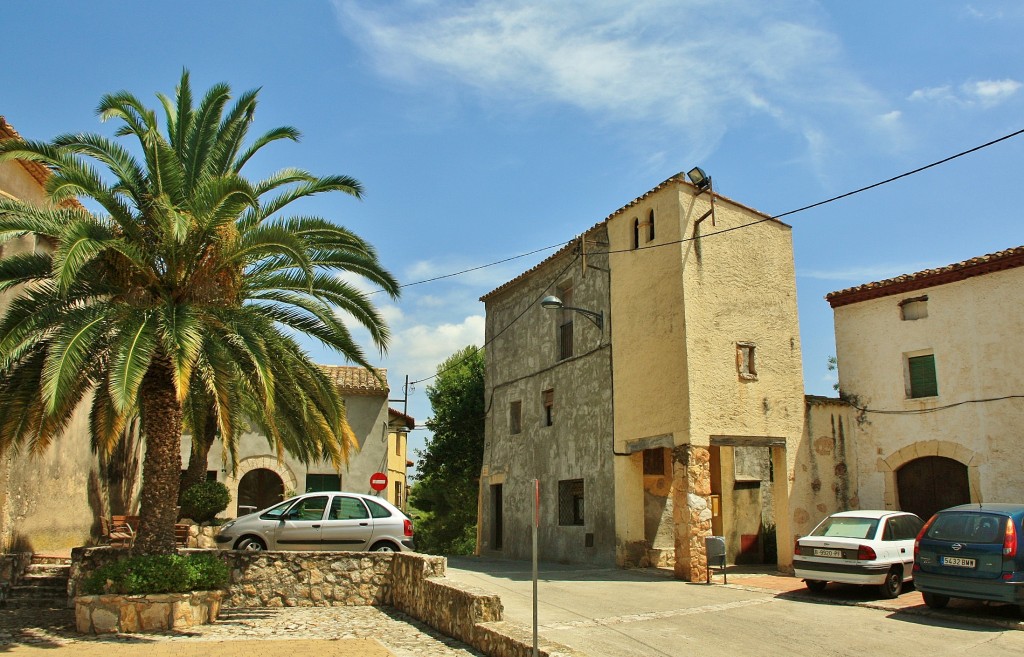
[477,172,805,580]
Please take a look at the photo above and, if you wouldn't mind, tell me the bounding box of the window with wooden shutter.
[907,354,938,398]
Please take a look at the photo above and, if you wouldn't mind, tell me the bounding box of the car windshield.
[810,516,879,539]
[926,512,1005,544]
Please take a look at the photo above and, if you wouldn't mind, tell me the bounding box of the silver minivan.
[215,491,415,552]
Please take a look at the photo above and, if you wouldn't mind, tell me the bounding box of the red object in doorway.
[740,534,760,554]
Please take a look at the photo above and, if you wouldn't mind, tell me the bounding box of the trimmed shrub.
[82,552,229,595]
[180,481,231,523]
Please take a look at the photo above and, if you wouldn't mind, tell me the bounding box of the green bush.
[180,481,231,523]
[82,552,229,595]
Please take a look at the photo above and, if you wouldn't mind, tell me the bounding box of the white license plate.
[813,548,843,558]
[941,556,976,568]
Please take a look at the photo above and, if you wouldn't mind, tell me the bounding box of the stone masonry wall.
[69,549,580,657]
[672,445,712,582]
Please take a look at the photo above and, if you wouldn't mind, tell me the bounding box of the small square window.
[510,400,522,434]
[542,389,554,427]
[900,296,928,321]
[906,353,938,398]
[558,479,585,526]
[737,342,757,380]
[643,449,666,475]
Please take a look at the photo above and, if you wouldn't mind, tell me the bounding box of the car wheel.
[879,566,902,599]
[370,541,397,553]
[805,579,828,593]
[236,536,266,552]
[922,592,949,609]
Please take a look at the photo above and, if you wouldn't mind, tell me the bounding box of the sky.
[3,1,1023,477]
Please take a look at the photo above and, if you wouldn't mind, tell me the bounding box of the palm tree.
[0,71,399,554]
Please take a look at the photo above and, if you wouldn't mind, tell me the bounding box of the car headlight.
[219,520,235,532]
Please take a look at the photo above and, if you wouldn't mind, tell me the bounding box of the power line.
[850,394,1024,415]
[391,126,1024,386]
[407,254,582,386]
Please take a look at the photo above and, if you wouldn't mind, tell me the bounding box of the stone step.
[10,583,67,597]
[24,566,70,579]
[29,556,71,566]
[3,598,69,610]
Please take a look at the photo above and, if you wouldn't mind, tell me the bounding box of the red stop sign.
[370,472,388,491]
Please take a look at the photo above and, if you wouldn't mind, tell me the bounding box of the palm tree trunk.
[180,409,217,501]
[134,354,183,555]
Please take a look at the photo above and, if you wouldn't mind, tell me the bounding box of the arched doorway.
[897,456,970,521]
[236,468,285,516]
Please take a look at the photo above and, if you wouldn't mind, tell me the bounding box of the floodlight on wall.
[686,166,712,191]
[540,295,604,329]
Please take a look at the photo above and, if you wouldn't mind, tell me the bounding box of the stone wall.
[0,552,31,585]
[69,549,580,657]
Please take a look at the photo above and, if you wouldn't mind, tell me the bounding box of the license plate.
[813,548,843,558]
[941,556,976,568]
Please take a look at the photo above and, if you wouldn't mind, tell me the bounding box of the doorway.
[897,456,970,521]
[491,484,503,550]
[237,468,285,515]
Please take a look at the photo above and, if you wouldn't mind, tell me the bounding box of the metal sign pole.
[532,478,539,657]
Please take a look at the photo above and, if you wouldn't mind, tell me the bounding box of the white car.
[215,491,415,553]
[794,510,924,598]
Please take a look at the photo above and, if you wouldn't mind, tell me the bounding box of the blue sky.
[4,1,1023,473]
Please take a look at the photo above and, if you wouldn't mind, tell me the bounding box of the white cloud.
[390,315,486,380]
[333,0,887,158]
[909,79,1021,107]
[964,79,1022,106]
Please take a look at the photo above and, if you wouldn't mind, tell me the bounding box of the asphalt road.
[445,556,1024,657]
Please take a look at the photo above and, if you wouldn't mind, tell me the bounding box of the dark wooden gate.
[897,456,970,521]
[237,468,285,515]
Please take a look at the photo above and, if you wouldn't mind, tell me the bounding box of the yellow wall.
[833,265,1024,511]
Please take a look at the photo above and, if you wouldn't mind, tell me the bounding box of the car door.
[885,515,921,574]
[273,495,329,550]
[319,495,374,551]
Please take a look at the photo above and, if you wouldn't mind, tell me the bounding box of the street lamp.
[540,295,604,330]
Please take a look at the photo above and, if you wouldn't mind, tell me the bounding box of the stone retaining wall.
[76,590,224,633]
[69,548,580,656]
[0,552,31,586]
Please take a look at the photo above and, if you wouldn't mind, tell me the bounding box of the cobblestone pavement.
[0,606,486,657]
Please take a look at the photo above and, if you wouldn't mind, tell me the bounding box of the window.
[900,296,928,321]
[542,389,554,426]
[648,209,655,242]
[306,473,341,493]
[633,218,640,249]
[736,342,757,380]
[557,283,573,360]
[906,353,938,398]
[395,431,402,455]
[394,481,403,507]
[643,448,665,475]
[290,495,329,521]
[330,496,369,520]
[365,498,393,519]
[558,479,585,526]
[510,400,522,434]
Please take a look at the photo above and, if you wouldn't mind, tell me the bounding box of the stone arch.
[877,440,983,511]
[224,455,298,516]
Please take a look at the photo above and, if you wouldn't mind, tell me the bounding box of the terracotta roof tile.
[320,365,388,395]
[0,115,84,210]
[826,245,1024,308]
[388,407,415,429]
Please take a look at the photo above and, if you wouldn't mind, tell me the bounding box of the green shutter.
[908,355,938,398]
[306,473,341,492]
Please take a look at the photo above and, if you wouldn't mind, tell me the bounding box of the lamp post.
[540,295,604,329]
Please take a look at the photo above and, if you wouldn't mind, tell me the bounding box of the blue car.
[914,503,1024,614]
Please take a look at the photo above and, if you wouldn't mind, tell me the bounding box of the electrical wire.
[407,254,582,386]
[388,126,1024,387]
[849,394,1024,415]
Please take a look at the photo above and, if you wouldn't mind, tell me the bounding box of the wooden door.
[897,456,970,521]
